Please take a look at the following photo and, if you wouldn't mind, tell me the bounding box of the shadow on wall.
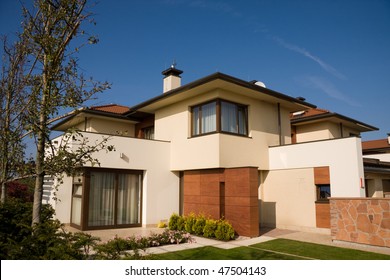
[259,200,276,229]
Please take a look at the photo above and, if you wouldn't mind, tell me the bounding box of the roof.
[51,104,134,131]
[362,138,390,154]
[290,108,378,132]
[129,72,317,113]
[89,104,131,115]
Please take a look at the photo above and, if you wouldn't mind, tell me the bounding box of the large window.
[191,99,248,137]
[87,170,142,228]
[70,169,142,230]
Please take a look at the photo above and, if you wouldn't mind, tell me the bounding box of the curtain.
[192,107,200,135]
[117,174,141,224]
[238,107,247,135]
[201,102,216,133]
[88,172,115,226]
[221,101,237,133]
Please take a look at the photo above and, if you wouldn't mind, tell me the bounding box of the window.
[316,184,331,201]
[142,126,154,140]
[191,99,248,137]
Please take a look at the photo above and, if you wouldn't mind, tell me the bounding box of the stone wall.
[330,198,390,247]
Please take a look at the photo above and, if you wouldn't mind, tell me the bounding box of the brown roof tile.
[362,139,390,150]
[90,104,130,115]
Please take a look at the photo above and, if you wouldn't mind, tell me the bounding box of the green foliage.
[0,201,195,260]
[168,213,180,230]
[184,213,196,234]
[0,199,99,259]
[192,215,206,235]
[215,220,235,241]
[177,215,185,231]
[203,219,217,238]
[168,213,236,241]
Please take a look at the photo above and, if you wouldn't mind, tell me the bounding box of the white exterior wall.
[269,137,366,197]
[296,122,338,143]
[51,132,178,226]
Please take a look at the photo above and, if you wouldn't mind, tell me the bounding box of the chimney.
[162,63,183,93]
[387,133,390,145]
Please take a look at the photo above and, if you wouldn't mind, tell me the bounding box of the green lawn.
[152,238,390,260]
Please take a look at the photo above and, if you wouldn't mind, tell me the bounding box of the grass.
[152,238,390,260]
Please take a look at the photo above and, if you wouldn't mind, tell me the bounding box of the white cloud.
[274,37,346,80]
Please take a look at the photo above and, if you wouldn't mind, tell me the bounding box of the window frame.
[316,184,331,202]
[190,99,248,137]
[71,168,143,230]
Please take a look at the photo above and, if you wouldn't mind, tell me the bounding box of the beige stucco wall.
[269,137,366,198]
[50,132,178,226]
[260,168,317,230]
[365,173,390,197]
[296,121,338,143]
[154,88,291,170]
[88,117,136,136]
[295,121,361,143]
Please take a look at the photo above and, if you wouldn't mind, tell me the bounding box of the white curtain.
[88,172,115,226]
[238,107,247,135]
[201,102,216,133]
[117,174,141,224]
[192,107,200,135]
[221,101,237,133]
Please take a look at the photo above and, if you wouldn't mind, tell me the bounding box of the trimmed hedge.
[168,213,235,241]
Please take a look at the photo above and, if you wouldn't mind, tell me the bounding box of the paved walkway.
[64,226,390,256]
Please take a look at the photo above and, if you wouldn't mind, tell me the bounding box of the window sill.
[189,131,252,139]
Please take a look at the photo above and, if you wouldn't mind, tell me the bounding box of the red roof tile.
[362,139,390,150]
[290,108,329,119]
[90,104,130,115]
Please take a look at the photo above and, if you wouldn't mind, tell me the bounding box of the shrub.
[177,215,185,231]
[215,220,235,241]
[184,213,196,234]
[168,213,180,230]
[192,215,206,235]
[203,219,217,238]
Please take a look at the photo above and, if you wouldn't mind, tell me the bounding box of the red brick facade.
[183,167,259,237]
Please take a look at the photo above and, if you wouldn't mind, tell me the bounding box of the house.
[47,66,381,237]
[362,135,390,198]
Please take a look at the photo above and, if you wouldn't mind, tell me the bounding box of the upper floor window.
[191,99,248,137]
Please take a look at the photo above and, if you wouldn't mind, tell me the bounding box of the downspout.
[277,103,282,145]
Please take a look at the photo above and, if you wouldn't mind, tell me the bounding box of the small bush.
[168,213,180,230]
[184,213,196,234]
[203,219,217,238]
[177,215,185,231]
[192,215,206,235]
[215,220,235,241]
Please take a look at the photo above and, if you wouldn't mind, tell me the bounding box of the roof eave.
[130,72,317,112]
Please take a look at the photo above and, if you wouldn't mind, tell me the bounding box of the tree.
[0,37,30,203]
[19,0,111,225]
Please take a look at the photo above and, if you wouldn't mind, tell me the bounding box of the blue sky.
[1,0,389,141]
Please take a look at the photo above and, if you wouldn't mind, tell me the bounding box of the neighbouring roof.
[51,104,134,131]
[362,138,390,154]
[290,108,378,132]
[89,104,131,115]
[363,157,390,174]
